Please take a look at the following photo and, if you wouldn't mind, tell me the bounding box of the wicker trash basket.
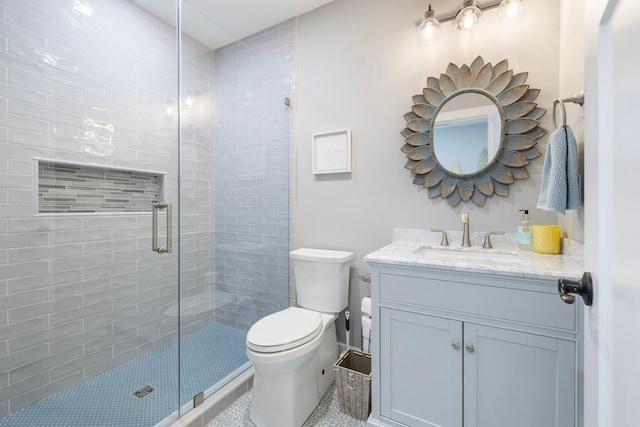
[333,349,372,420]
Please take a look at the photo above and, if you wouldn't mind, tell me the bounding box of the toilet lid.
[247,307,323,353]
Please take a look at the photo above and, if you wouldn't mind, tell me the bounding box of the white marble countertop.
[364,229,585,281]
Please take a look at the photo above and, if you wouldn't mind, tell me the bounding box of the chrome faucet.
[483,231,505,249]
[461,212,471,247]
[430,229,449,246]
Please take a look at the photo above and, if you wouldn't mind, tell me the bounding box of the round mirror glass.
[432,92,501,176]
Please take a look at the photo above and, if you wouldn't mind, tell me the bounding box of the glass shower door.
[0,0,182,425]
[177,0,294,416]
[176,1,250,413]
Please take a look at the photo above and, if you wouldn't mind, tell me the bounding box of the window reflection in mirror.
[432,92,501,176]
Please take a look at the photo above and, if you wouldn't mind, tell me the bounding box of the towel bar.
[552,99,567,129]
[552,90,584,129]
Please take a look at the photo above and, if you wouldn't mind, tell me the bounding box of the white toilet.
[246,248,354,427]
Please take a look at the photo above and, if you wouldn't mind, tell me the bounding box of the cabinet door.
[463,324,576,427]
[380,308,463,427]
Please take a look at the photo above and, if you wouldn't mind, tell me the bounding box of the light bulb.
[455,0,481,37]
[417,6,441,46]
[460,11,478,30]
[498,0,528,26]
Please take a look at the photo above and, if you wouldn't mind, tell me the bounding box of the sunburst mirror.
[401,56,546,207]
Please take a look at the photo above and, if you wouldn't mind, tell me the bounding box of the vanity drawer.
[378,272,576,332]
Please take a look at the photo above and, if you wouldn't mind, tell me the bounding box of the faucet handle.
[461,212,471,247]
[430,229,449,246]
[483,231,505,249]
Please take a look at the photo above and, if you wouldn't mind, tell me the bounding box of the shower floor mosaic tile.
[207,382,368,427]
[0,323,248,427]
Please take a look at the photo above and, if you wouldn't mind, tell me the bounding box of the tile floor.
[0,323,248,427]
[207,383,368,427]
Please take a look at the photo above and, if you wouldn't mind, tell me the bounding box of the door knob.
[557,272,593,306]
[451,341,460,350]
[465,344,475,353]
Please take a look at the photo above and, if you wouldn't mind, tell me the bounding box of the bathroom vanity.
[364,229,584,427]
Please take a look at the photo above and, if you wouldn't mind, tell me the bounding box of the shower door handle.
[152,202,172,254]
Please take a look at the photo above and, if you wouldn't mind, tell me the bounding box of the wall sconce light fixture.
[418,0,528,44]
[454,0,482,36]
[417,5,441,46]
[497,0,528,26]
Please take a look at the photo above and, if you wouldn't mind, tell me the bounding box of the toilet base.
[249,322,338,427]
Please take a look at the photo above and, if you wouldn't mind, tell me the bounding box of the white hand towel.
[536,125,580,215]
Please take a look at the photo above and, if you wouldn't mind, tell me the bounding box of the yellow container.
[533,225,562,254]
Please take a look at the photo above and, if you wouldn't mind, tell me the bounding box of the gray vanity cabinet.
[380,308,463,426]
[369,264,581,427]
[462,323,576,427]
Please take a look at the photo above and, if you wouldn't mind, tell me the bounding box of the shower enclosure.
[0,0,293,425]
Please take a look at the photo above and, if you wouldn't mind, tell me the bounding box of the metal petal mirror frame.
[401,56,546,207]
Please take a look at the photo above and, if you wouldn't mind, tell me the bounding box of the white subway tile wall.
[212,20,295,331]
[0,0,295,420]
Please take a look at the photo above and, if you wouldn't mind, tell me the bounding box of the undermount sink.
[410,245,523,263]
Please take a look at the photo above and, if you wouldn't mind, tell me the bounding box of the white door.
[585,0,640,426]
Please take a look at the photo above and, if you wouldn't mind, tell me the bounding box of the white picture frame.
[312,129,352,174]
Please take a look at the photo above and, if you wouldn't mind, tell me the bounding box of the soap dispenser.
[517,209,533,251]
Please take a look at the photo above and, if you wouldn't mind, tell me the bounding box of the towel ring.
[552,99,566,130]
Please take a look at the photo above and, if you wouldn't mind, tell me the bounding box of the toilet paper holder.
[361,296,372,316]
[361,296,372,353]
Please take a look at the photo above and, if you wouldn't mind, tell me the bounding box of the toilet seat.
[247,307,323,353]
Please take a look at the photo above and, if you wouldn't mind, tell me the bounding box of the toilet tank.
[290,248,354,313]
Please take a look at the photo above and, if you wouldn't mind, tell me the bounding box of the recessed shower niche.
[36,160,162,214]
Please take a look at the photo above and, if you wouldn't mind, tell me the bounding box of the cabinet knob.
[451,341,460,350]
[465,344,475,353]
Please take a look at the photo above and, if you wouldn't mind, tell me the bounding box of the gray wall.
[295,0,577,349]
[558,0,585,243]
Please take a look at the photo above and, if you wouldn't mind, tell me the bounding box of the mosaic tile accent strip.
[38,162,160,214]
[207,382,368,427]
[0,322,249,427]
